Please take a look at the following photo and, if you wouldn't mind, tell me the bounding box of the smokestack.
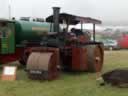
[53,7,60,33]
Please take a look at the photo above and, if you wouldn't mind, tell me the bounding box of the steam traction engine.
[25,7,104,80]
[0,7,104,80]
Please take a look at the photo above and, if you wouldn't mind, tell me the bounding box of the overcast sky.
[0,0,128,26]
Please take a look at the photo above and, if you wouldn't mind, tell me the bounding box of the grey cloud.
[0,0,128,25]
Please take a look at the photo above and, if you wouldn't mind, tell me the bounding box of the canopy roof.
[0,18,15,23]
[46,13,102,25]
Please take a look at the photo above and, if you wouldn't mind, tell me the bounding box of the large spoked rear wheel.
[86,43,104,72]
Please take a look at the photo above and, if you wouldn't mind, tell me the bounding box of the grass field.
[0,50,128,96]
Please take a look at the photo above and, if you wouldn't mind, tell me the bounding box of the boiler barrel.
[15,21,53,45]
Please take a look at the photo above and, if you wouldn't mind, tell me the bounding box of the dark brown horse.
[101,69,128,88]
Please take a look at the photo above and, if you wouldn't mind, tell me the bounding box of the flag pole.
[8,0,11,19]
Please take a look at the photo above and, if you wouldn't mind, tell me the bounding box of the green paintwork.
[0,19,61,54]
[8,23,15,53]
[0,22,15,54]
[15,21,53,45]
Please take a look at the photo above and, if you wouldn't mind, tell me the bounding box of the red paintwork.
[0,48,24,64]
[118,35,128,48]
[72,47,88,71]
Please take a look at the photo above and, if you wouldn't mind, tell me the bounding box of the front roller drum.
[86,43,104,72]
[26,48,59,80]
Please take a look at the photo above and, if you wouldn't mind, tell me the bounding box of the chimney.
[53,7,60,33]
